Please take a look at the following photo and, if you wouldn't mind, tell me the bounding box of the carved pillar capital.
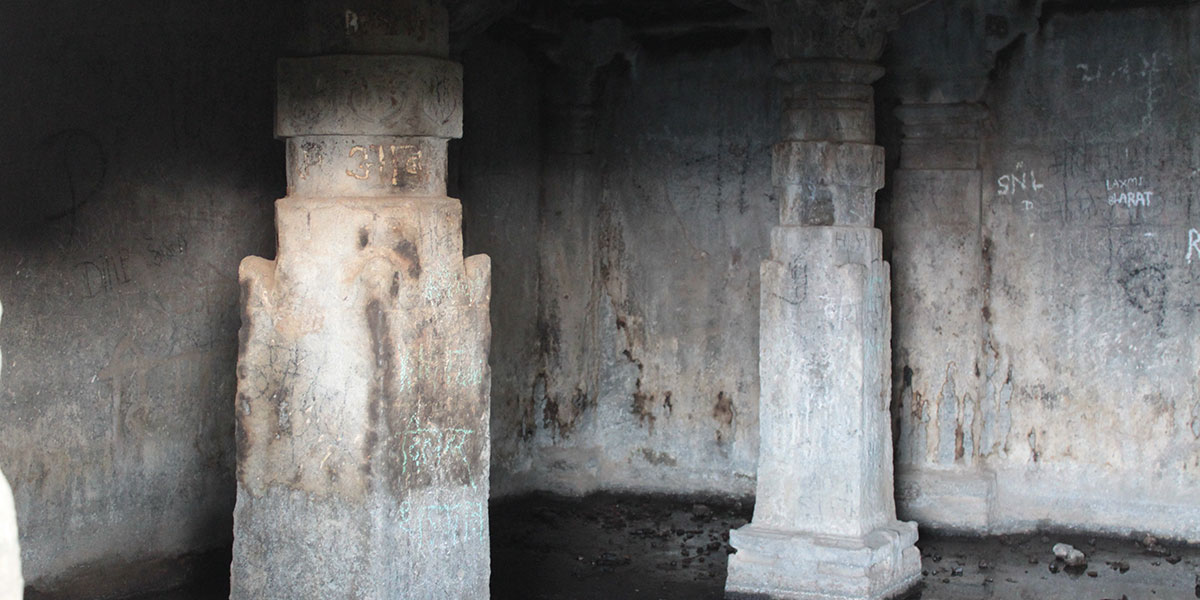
[773,59,885,226]
[885,0,1042,104]
[733,0,921,61]
[275,0,463,198]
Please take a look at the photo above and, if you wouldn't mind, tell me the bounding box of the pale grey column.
[1,302,22,600]
[889,104,995,527]
[881,0,1039,533]
[231,1,491,598]
[726,2,923,598]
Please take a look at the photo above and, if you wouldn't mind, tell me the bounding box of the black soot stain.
[364,299,395,480]
[394,238,422,279]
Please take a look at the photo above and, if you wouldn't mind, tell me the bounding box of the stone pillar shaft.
[891,103,992,527]
[231,2,491,598]
[726,59,919,600]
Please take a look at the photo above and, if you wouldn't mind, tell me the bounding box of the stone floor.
[32,494,1200,599]
[492,494,1200,600]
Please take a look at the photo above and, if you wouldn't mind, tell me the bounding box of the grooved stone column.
[725,57,920,600]
[1,302,22,600]
[230,2,491,598]
[890,104,992,525]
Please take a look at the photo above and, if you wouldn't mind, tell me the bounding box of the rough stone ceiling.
[447,0,752,37]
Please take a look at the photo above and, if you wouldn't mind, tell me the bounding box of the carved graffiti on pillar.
[346,144,426,187]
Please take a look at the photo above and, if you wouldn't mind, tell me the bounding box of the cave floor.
[46,494,1200,599]
[490,494,1200,600]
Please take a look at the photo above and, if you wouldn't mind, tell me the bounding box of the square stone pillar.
[725,59,920,600]
[889,104,995,528]
[230,2,492,598]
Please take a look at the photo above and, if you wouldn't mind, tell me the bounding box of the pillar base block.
[725,521,920,600]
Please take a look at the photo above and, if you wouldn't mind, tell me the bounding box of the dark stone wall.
[460,28,776,498]
[0,0,285,589]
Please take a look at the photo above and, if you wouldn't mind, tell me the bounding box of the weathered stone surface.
[232,198,490,598]
[276,55,463,139]
[775,142,885,226]
[732,0,927,61]
[0,468,19,600]
[752,227,891,534]
[726,17,919,594]
[0,472,17,600]
[0,2,281,588]
[0,300,21,600]
[728,522,920,600]
[468,29,775,499]
[290,0,450,57]
[285,136,449,198]
[233,2,491,595]
[883,4,1200,542]
[888,103,989,534]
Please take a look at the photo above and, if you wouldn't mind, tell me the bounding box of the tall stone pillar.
[726,2,921,598]
[231,2,492,598]
[1,302,22,600]
[881,0,1039,531]
[889,103,993,526]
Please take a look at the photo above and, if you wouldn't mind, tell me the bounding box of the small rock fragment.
[951,566,963,577]
[1053,543,1087,567]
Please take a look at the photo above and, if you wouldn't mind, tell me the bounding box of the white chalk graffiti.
[997,163,1045,207]
[996,172,1045,196]
[1188,228,1199,265]
[1105,176,1153,207]
[396,500,488,549]
[399,422,475,479]
[397,346,484,391]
